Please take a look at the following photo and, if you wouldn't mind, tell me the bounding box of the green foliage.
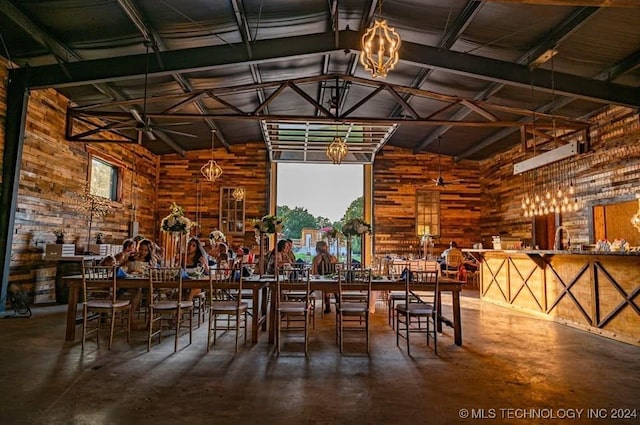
[277,205,317,239]
[276,196,364,241]
[343,197,364,222]
[316,216,332,228]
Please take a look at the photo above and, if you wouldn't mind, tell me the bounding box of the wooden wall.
[3,48,640,304]
[1,59,157,302]
[372,146,482,256]
[156,144,270,249]
[478,106,640,247]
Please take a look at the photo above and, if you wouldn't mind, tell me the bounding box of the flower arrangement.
[595,239,611,252]
[253,215,283,234]
[209,230,226,243]
[322,226,342,239]
[342,217,371,237]
[52,229,65,238]
[610,239,630,252]
[160,202,196,234]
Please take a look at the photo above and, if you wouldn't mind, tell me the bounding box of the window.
[90,157,119,201]
[416,190,440,237]
[220,187,245,235]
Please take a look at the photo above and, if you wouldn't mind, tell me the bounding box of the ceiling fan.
[432,137,463,187]
[123,41,196,143]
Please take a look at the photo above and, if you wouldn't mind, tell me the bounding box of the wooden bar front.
[467,249,640,345]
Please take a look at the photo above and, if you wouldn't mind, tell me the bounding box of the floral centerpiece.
[342,217,371,237]
[253,215,283,234]
[209,230,226,243]
[53,229,65,244]
[322,226,342,239]
[160,202,196,234]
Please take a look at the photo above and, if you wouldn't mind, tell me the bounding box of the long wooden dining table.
[63,275,270,343]
[256,275,465,346]
[64,274,464,346]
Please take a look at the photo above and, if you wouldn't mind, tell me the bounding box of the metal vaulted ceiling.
[1,0,639,161]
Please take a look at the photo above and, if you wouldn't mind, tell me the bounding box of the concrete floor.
[0,290,638,425]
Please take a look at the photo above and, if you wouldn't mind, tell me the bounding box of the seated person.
[124,238,158,331]
[284,239,296,264]
[183,237,209,301]
[127,239,158,273]
[113,238,136,267]
[312,240,337,313]
[184,237,210,273]
[462,252,479,272]
[440,241,463,272]
[265,239,291,275]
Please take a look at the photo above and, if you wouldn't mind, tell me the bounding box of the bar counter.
[464,249,640,345]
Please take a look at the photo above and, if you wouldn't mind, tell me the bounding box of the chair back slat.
[149,267,183,303]
[277,264,311,305]
[405,270,439,309]
[209,267,242,305]
[82,264,117,303]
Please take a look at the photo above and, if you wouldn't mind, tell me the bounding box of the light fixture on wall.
[631,195,640,232]
[201,130,223,182]
[326,125,348,164]
[517,56,581,218]
[359,1,401,79]
[232,187,245,201]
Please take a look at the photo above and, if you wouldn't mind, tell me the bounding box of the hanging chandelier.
[326,136,348,165]
[201,130,223,182]
[232,187,245,201]
[360,2,401,79]
[520,158,579,218]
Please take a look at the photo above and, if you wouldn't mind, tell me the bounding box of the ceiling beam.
[389,0,484,118]
[0,0,126,101]
[485,0,638,6]
[15,29,639,108]
[412,6,601,152]
[456,48,640,161]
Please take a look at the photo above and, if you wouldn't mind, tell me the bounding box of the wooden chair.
[280,263,315,328]
[317,261,340,317]
[387,261,411,329]
[336,269,372,354]
[395,270,439,355]
[275,266,312,355]
[443,250,463,279]
[81,264,131,350]
[147,267,194,352]
[207,267,248,352]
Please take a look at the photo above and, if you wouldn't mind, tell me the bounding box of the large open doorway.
[275,163,364,262]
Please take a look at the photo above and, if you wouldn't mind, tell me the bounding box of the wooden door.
[533,214,556,250]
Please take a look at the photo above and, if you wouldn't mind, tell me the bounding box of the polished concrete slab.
[0,290,638,425]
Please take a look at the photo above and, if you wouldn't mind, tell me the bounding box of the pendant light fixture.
[232,187,245,201]
[326,125,349,165]
[201,130,223,182]
[360,0,401,79]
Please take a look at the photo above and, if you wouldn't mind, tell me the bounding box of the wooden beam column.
[0,71,29,311]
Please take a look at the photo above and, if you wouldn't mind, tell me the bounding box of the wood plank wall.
[1,59,157,302]
[478,106,640,246]
[3,49,639,303]
[157,143,269,249]
[372,146,482,256]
